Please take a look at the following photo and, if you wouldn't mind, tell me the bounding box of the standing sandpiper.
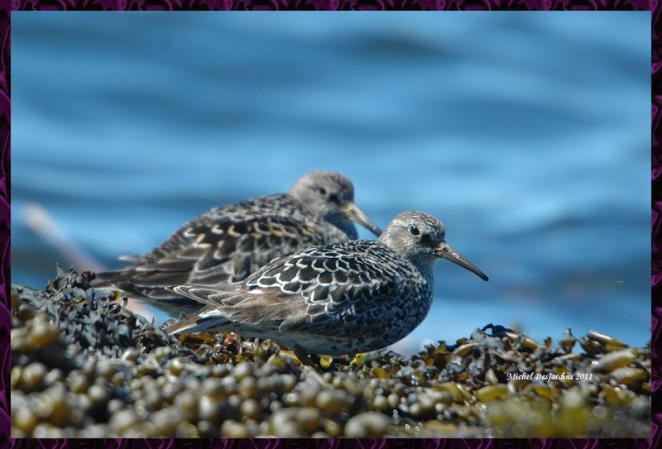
[165,211,488,355]
[95,171,381,301]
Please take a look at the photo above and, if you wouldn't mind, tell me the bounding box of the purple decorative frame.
[2,1,658,448]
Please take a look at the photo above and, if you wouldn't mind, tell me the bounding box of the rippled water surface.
[12,12,650,353]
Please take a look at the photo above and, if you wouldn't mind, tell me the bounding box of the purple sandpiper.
[165,211,488,355]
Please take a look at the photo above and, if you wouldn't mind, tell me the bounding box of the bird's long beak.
[343,203,382,237]
[435,242,488,281]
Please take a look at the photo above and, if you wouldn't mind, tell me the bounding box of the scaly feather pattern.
[94,172,381,301]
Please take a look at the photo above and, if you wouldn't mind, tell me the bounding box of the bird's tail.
[92,268,133,286]
[163,284,251,336]
[93,270,199,302]
[167,284,240,307]
[164,307,232,335]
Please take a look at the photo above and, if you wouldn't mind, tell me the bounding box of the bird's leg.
[293,344,318,368]
[269,338,318,368]
[222,332,239,346]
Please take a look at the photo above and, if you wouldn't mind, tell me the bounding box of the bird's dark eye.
[409,225,420,236]
[318,187,327,195]
[329,193,339,204]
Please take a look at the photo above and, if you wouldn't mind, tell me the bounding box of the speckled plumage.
[95,172,381,300]
[166,211,488,355]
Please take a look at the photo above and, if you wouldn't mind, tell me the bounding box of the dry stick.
[20,202,150,317]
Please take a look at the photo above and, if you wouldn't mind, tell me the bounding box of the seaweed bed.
[11,269,651,438]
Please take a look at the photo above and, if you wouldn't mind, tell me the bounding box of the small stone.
[344,412,390,437]
[220,420,249,438]
[595,349,637,372]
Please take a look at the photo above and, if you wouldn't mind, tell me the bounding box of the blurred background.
[12,12,650,354]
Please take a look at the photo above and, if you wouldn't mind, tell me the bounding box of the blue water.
[12,12,651,353]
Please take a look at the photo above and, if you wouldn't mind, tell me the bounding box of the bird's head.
[288,171,382,238]
[379,210,488,281]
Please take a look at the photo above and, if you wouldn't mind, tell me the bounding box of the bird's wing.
[168,241,404,338]
[95,196,329,296]
[129,214,324,284]
[136,194,310,266]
